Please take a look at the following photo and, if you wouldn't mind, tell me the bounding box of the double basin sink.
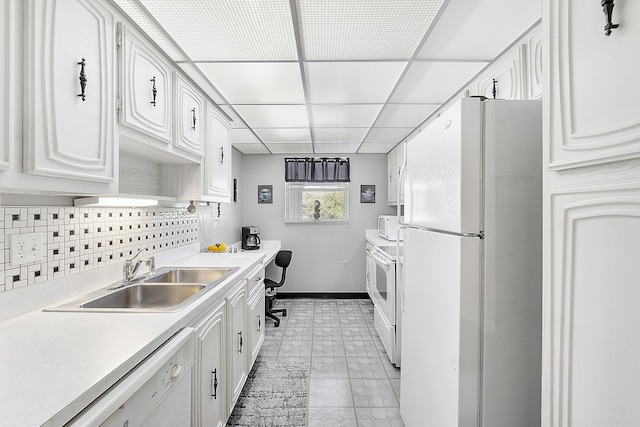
[45,267,239,313]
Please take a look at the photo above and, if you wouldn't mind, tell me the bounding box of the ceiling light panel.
[390,61,487,103]
[374,104,441,127]
[112,0,187,61]
[138,0,298,61]
[310,104,383,128]
[365,127,415,143]
[232,143,271,154]
[314,128,369,143]
[305,62,407,103]
[297,0,446,60]
[266,143,314,154]
[358,142,398,153]
[234,105,310,128]
[253,128,311,143]
[197,62,305,104]
[314,142,362,154]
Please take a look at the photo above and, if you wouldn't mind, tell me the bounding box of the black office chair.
[264,250,292,327]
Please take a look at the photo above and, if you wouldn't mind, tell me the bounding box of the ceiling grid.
[114,0,541,154]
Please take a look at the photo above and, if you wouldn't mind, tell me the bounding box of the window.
[285,182,349,223]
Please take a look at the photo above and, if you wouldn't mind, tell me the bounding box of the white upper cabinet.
[387,148,397,204]
[117,23,172,145]
[547,0,640,170]
[525,26,543,100]
[175,73,205,156]
[0,0,15,171]
[476,45,525,100]
[23,0,117,185]
[204,104,232,202]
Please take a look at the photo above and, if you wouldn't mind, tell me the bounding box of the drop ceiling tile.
[253,128,311,143]
[233,105,310,128]
[196,62,305,104]
[138,0,297,61]
[374,104,440,128]
[417,0,541,60]
[313,142,362,154]
[364,127,414,143]
[358,142,398,153]
[175,63,227,104]
[314,128,369,143]
[310,105,383,128]
[297,0,445,60]
[266,143,314,154]
[305,62,407,103]
[231,129,260,143]
[219,106,248,128]
[232,143,270,154]
[390,61,487,103]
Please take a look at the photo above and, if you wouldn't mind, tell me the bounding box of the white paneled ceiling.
[115,0,541,154]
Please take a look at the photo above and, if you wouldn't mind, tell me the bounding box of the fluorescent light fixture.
[74,196,159,207]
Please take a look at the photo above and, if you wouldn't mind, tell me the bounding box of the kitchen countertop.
[0,242,280,427]
[365,229,402,247]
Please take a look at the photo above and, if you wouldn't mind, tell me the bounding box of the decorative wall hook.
[602,0,619,36]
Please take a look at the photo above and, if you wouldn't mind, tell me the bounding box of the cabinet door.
[195,301,227,427]
[247,287,265,370]
[226,283,248,412]
[547,0,640,169]
[476,45,525,100]
[365,250,375,298]
[23,0,116,183]
[175,73,205,156]
[387,148,397,204]
[396,142,406,205]
[0,0,15,170]
[204,104,233,202]
[118,23,172,144]
[546,188,640,427]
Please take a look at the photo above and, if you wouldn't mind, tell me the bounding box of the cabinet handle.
[77,58,87,101]
[238,331,243,354]
[211,369,218,399]
[191,108,197,130]
[602,0,619,36]
[492,78,497,99]
[150,76,157,106]
[220,146,224,164]
[257,315,261,332]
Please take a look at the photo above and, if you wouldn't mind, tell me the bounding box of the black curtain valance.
[284,157,350,182]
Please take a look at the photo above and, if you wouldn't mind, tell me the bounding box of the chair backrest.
[272,250,292,287]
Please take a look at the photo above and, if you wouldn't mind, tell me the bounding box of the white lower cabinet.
[247,287,265,369]
[193,300,226,427]
[226,281,248,413]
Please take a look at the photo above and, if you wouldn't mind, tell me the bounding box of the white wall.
[198,147,244,250]
[242,154,394,294]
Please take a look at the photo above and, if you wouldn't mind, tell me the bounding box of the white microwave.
[378,215,403,241]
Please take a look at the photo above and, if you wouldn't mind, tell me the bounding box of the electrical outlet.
[10,232,44,267]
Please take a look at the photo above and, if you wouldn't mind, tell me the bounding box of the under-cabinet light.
[73,197,159,207]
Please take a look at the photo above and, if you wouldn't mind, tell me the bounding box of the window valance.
[284,157,350,182]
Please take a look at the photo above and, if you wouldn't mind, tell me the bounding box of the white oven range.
[365,231,403,366]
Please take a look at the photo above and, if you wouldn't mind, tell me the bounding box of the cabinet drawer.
[246,266,265,297]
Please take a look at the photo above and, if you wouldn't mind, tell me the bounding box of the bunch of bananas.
[207,243,227,253]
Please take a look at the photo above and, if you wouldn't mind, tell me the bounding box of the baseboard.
[277,292,369,299]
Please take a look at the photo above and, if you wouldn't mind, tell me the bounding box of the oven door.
[368,247,396,325]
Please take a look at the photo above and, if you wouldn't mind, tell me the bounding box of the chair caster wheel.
[282,309,287,317]
[274,321,280,327]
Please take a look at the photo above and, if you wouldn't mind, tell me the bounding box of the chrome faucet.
[119,248,155,285]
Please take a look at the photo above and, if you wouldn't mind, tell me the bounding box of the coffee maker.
[241,226,261,250]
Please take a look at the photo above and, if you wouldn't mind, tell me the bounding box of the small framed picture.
[258,185,273,204]
[360,185,375,203]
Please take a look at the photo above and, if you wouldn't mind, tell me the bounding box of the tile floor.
[257,298,405,427]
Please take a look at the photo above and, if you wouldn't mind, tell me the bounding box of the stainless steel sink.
[81,284,206,309]
[44,266,239,313]
[143,268,233,284]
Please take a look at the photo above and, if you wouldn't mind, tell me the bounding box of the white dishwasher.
[68,327,194,427]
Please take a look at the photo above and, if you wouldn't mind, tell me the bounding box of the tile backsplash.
[0,206,198,293]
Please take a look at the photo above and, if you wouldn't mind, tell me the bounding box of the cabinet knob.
[77,58,87,101]
[150,76,157,106]
[211,368,218,399]
[191,108,197,130]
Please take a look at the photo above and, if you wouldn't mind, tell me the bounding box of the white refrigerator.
[399,98,542,427]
